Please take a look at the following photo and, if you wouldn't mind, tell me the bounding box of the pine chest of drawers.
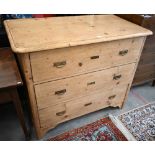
[4,15,152,139]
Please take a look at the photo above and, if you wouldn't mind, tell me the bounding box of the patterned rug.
[48,116,127,141]
[118,103,155,141]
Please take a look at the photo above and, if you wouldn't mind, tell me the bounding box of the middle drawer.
[35,63,135,110]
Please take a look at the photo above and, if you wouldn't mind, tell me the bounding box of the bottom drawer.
[38,85,128,128]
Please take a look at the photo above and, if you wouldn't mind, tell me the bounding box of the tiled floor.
[0,82,154,141]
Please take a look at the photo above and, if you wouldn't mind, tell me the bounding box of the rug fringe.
[108,114,136,141]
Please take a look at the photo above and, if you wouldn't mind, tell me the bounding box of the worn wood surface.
[16,53,44,138]
[4,15,152,53]
[120,37,146,108]
[30,37,143,83]
[35,63,135,110]
[117,14,155,85]
[4,15,152,139]
[38,85,128,128]
[0,48,22,89]
[0,48,29,139]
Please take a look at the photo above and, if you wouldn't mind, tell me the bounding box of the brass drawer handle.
[108,95,116,100]
[56,110,66,116]
[90,55,99,59]
[84,102,92,106]
[113,74,122,80]
[119,50,128,56]
[87,81,95,86]
[53,61,66,68]
[55,89,66,95]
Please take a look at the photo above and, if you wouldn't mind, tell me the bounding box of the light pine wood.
[4,15,152,53]
[16,53,45,138]
[38,85,128,128]
[30,37,143,83]
[120,37,146,108]
[4,15,152,139]
[35,63,135,110]
[117,14,155,85]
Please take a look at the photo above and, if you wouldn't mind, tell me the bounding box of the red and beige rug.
[48,116,127,141]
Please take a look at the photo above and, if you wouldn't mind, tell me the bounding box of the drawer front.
[66,85,127,119]
[30,37,143,83]
[38,85,128,128]
[39,103,67,128]
[35,63,135,110]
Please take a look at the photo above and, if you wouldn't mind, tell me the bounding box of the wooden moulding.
[4,15,152,53]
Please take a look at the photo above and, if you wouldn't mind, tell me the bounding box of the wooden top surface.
[4,15,152,53]
[0,48,22,89]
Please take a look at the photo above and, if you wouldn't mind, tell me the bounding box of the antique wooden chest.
[118,14,155,85]
[4,15,152,138]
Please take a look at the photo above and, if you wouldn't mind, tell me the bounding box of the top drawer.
[30,37,144,83]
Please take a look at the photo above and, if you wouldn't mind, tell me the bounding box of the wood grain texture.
[139,52,155,65]
[4,15,152,53]
[35,63,135,110]
[120,37,146,107]
[0,48,22,89]
[136,63,155,74]
[30,37,143,83]
[38,85,128,128]
[0,48,29,138]
[16,53,44,138]
[4,15,151,139]
[117,14,155,85]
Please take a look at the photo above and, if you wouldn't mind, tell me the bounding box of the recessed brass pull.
[53,61,66,68]
[55,89,66,95]
[113,74,122,80]
[119,50,128,56]
[108,95,116,100]
[56,110,66,116]
[87,81,95,86]
[90,55,99,59]
[84,102,92,106]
